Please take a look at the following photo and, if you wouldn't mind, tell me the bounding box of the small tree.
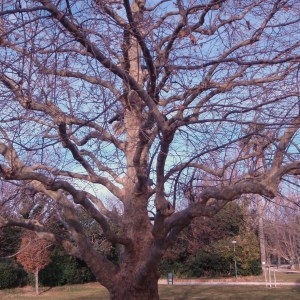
[16,232,51,295]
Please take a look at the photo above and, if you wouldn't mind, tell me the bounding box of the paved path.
[159,280,300,286]
[159,267,300,286]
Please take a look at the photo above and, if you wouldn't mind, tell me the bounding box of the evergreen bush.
[0,259,25,289]
[39,248,95,286]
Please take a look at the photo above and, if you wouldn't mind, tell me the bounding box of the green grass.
[1,278,300,300]
[271,271,300,282]
[159,285,300,299]
[162,271,300,284]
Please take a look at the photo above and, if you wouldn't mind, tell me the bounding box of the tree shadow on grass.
[38,287,53,295]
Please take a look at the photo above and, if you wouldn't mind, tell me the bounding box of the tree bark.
[108,271,159,300]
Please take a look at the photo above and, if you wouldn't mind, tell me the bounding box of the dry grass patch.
[0,283,109,300]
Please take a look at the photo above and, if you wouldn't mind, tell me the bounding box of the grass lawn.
[163,270,300,283]
[0,283,109,300]
[159,285,300,299]
[269,271,300,282]
[1,282,300,300]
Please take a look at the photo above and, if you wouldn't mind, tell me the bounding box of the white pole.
[264,267,268,288]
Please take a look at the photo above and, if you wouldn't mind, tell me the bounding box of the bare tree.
[264,194,300,268]
[1,0,300,298]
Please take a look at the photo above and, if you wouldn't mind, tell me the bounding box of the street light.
[232,240,237,279]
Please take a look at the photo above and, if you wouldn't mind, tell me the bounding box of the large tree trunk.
[104,207,161,299]
[108,271,159,300]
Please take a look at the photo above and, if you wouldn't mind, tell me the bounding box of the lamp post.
[232,240,237,279]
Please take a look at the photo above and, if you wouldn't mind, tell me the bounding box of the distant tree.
[16,232,51,295]
[188,202,245,249]
[263,195,300,268]
[160,202,261,277]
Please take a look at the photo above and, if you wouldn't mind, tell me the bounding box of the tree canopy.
[0,0,300,299]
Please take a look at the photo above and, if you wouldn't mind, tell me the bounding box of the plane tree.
[0,0,300,299]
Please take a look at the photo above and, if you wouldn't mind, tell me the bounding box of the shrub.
[39,248,95,286]
[0,259,26,289]
[183,250,231,278]
[238,259,262,276]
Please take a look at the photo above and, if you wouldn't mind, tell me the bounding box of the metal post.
[232,240,237,279]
